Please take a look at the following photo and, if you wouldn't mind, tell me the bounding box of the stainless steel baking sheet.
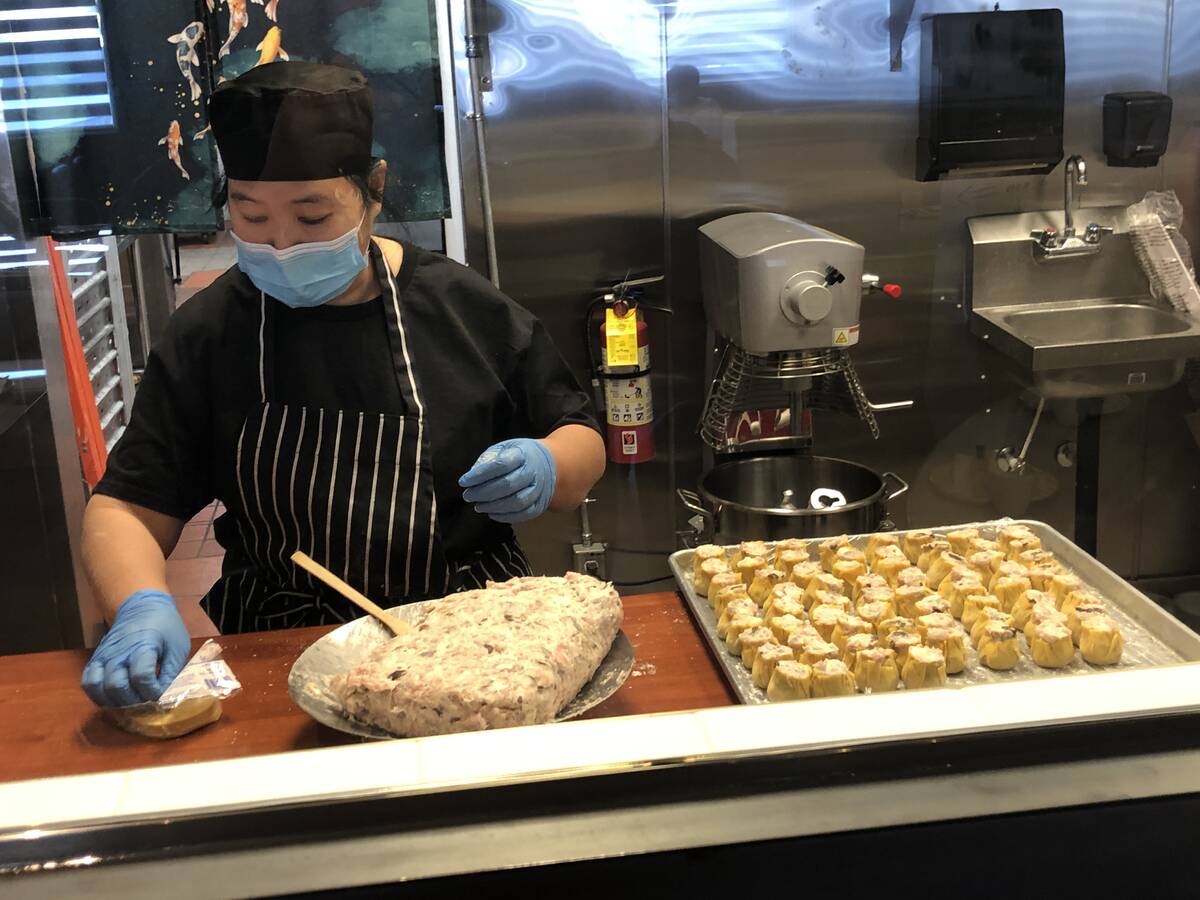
[288,599,635,740]
[670,519,1199,706]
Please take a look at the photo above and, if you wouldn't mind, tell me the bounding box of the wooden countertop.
[0,592,735,785]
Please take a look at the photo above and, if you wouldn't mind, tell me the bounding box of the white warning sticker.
[832,325,860,347]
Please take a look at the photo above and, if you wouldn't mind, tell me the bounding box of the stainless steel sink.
[966,207,1200,396]
[973,299,1200,371]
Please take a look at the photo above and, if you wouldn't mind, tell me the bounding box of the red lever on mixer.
[882,283,902,299]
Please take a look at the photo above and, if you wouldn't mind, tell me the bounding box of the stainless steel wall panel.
[454,0,1200,584]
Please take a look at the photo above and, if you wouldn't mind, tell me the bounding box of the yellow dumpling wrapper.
[873,554,911,587]
[739,626,776,669]
[774,538,809,556]
[731,541,771,567]
[940,575,987,619]
[913,596,952,620]
[966,549,1005,578]
[923,626,966,674]
[841,632,879,670]
[803,573,846,610]
[706,572,741,609]
[1079,616,1124,665]
[999,524,1039,555]
[989,561,1030,592]
[854,647,900,693]
[818,535,852,572]
[794,637,840,667]
[766,660,813,701]
[810,606,844,642]
[692,544,726,580]
[748,566,787,604]
[968,537,1002,554]
[977,624,1021,670]
[752,642,795,688]
[831,615,874,652]
[764,595,805,625]
[1030,622,1074,668]
[810,659,856,697]
[853,573,889,602]
[1049,572,1084,608]
[1010,589,1053,630]
[901,646,947,689]
[971,608,1014,647]
[856,600,894,634]
[770,613,807,644]
[992,576,1032,613]
[902,530,935,563]
[962,593,1002,630]
[917,612,957,639]
[762,583,803,619]
[926,551,968,591]
[714,584,750,619]
[945,527,980,555]
[790,561,825,591]
[1062,589,1104,620]
[1023,603,1067,645]
[857,581,895,608]
[866,533,901,565]
[776,549,810,575]
[916,539,952,572]
[735,555,768,585]
[877,615,915,643]
[696,557,731,595]
[895,585,930,619]
[717,599,759,638]
[1068,604,1108,645]
[726,616,766,655]
[833,559,868,593]
[886,628,923,669]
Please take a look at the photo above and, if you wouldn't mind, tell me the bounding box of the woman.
[81,62,605,707]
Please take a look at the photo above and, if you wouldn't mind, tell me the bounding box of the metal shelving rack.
[59,237,135,452]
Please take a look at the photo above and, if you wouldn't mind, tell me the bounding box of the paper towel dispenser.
[917,9,1065,182]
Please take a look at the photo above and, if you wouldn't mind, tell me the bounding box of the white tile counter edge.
[2,663,1199,835]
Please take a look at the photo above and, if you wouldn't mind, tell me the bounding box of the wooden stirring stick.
[290,551,409,636]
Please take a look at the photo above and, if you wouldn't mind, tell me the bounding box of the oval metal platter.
[287,598,635,740]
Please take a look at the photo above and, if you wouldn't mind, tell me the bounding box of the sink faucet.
[1029,155,1113,260]
[1064,155,1086,239]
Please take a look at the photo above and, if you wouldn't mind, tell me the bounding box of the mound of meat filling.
[333,573,623,737]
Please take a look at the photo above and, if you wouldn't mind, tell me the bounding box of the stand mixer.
[678,212,910,541]
[697,212,904,458]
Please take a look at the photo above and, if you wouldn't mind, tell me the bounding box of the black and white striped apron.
[201,241,530,633]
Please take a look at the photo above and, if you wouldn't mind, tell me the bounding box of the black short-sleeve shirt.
[95,242,600,566]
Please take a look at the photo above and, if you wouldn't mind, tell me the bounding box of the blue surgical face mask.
[232,214,368,309]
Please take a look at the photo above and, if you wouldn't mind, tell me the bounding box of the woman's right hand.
[80,591,191,707]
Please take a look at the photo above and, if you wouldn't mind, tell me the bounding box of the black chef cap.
[209,61,373,182]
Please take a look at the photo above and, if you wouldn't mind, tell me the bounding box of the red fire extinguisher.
[599,299,655,464]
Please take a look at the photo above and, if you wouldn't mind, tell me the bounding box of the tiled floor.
[167,502,225,637]
[176,231,236,307]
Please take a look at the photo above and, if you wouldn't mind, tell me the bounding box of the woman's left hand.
[459,439,558,524]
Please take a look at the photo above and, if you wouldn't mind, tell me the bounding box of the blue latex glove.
[80,591,191,707]
[459,439,557,524]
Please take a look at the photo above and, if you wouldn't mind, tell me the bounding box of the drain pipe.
[465,0,500,289]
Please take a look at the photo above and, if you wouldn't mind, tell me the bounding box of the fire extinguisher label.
[605,375,653,425]
[604,308,640,367]
[620,431,638,455]
[600,345,650,370]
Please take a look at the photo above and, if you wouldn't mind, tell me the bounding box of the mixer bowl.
[679,456,908,542]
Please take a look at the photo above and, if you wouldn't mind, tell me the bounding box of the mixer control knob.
[781,271,833,325]
[825,266,845,286]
